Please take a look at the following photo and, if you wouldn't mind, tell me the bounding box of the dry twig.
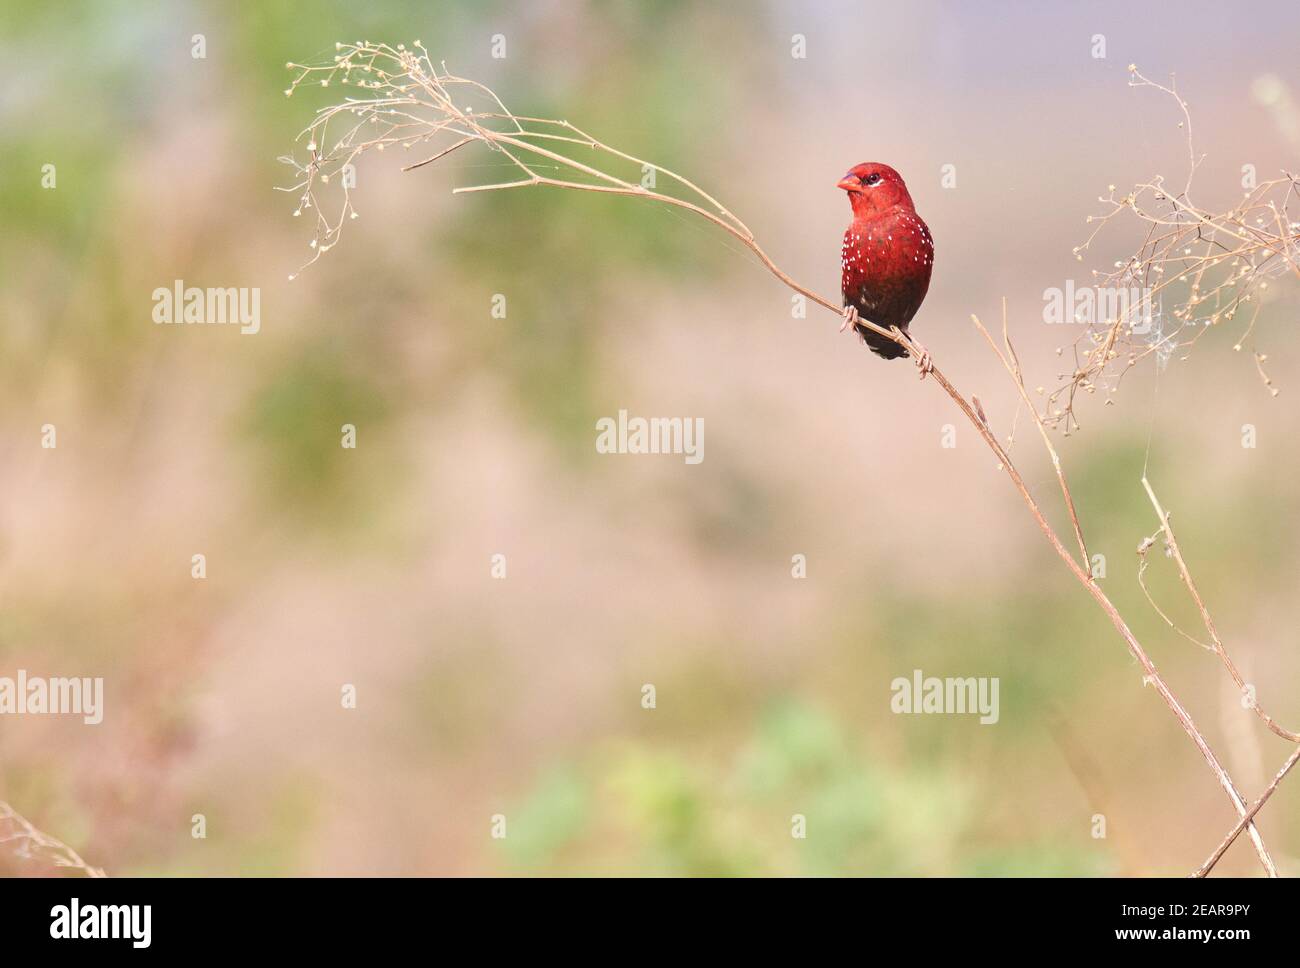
[0,800,105,877]
[1194,745,1300,878]
[1141,477,1300,744]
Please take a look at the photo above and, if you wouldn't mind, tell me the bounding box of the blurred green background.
[1,0,1298,876]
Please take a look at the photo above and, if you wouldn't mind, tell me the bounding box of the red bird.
[837,162,934,377]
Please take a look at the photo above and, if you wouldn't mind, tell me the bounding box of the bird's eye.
[863,173,882,186]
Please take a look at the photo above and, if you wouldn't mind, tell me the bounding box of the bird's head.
[837,162,915,217]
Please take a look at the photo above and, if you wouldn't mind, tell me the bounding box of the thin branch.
[1136,541,1216,652]
[0,800,105,878]
[1142,476,1300,743]
[972,301,1091,574]
[1194,745,1300,877]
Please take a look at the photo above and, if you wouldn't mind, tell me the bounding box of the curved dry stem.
[1142,476,1300,743]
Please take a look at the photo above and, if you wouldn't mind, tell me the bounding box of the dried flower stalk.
[1052,67,1300,430]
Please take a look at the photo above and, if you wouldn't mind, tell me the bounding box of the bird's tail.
[856,323,910,360]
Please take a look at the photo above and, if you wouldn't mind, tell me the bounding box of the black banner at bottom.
[0,875,1285,954]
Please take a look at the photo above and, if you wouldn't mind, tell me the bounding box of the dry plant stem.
[952,433,1276,874]
[972,302,1090,573]
[1195,744,1300,877]
[0,800,105,877]
[1142,477,1300,743]
[1137,553,1215,652]
[283,45,1282,874]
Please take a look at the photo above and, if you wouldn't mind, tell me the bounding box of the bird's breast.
[840,208,934,326]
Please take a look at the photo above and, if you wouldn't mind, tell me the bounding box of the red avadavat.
[838,163,935,376]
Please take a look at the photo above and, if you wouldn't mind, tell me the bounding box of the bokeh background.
[2,0,1298,876]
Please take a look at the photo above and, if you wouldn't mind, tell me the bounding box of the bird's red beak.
[837,174,862,193]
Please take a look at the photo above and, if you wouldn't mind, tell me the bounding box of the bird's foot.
[839,305,860,334]
[912,341,933,381]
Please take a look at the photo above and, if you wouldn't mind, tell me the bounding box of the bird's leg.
[841,305,868,345]
[890,325,933,380]
[911,339,933,380]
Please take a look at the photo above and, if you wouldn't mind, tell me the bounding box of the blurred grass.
[498,699,1019,876]
[240,350,391,514]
